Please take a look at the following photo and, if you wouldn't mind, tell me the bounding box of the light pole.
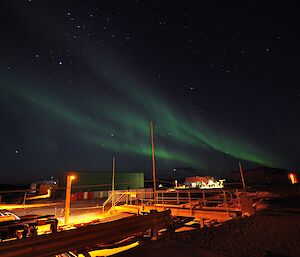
[65,175,75,224]
[112,157,115,211]
[150,121,157,208]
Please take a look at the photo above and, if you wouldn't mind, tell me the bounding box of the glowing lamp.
[288,173,298,184]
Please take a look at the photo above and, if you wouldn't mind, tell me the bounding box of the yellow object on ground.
[78,241,139,257]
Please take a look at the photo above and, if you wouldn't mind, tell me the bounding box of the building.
[185,176,214,187]
[231,166,290,185]
[61,171,144,192]
[30,179,58,195]
[184,176,225,189]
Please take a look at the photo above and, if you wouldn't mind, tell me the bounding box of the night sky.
[1,1,299,184]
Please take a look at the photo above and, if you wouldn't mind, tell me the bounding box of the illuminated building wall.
[62,171,144,191]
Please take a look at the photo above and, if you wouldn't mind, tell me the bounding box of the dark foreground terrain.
[115,189,300,257]
[115,212,300,257]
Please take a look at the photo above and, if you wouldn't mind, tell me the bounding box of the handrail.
[101,194,113,213]
[103,189,242,214]
[134,189,242,213]
[102,192,128,213]
[114,192,127,206]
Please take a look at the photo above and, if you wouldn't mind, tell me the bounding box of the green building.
[62,171,144,191]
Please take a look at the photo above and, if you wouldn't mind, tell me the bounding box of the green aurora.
[1,68,280,171]
[0,3,283,172]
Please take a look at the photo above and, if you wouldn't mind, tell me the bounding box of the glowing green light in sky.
[2,68,280,171]
[0,5,283,171]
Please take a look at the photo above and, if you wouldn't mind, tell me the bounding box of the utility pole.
[238,162,246,191]
[65,175,75,224]
[112,156,115,211]
[150,121,157,208]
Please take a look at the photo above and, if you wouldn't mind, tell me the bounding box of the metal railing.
[99,188,244,219]
[125,189,243,216]
[101,193,113,213]
[101,191,129,213]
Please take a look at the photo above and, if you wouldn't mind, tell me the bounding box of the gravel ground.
[190,213,300,257]
[115,212,300,257]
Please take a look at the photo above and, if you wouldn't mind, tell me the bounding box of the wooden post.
[112,157,115,211]
[149,191,152,205]
[188,191,192,215]
[199,218,204,228]
[65,175,75,224]
[223,191,230,219]
[22,192,27,206]
[236,189,241,209]
[239,162,246,191]
[150,121,157,209]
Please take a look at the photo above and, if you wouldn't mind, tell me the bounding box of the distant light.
[288,173,298,184]
[70,175,76,180]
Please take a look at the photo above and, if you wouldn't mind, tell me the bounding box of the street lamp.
[65,175,76,224]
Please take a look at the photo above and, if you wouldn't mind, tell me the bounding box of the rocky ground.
[115,189,300,257]
[187,213,300,257]
[115,212,300,257]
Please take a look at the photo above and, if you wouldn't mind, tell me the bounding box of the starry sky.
[0,1,299,184]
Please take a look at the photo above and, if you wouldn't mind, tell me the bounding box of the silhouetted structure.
[231,167,289,185]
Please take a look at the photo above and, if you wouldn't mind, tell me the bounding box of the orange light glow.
[26,189,51,200]
[70,175,76,180]
[77,241,139,257]
[0,202,59,210]
[288,173,298,184]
